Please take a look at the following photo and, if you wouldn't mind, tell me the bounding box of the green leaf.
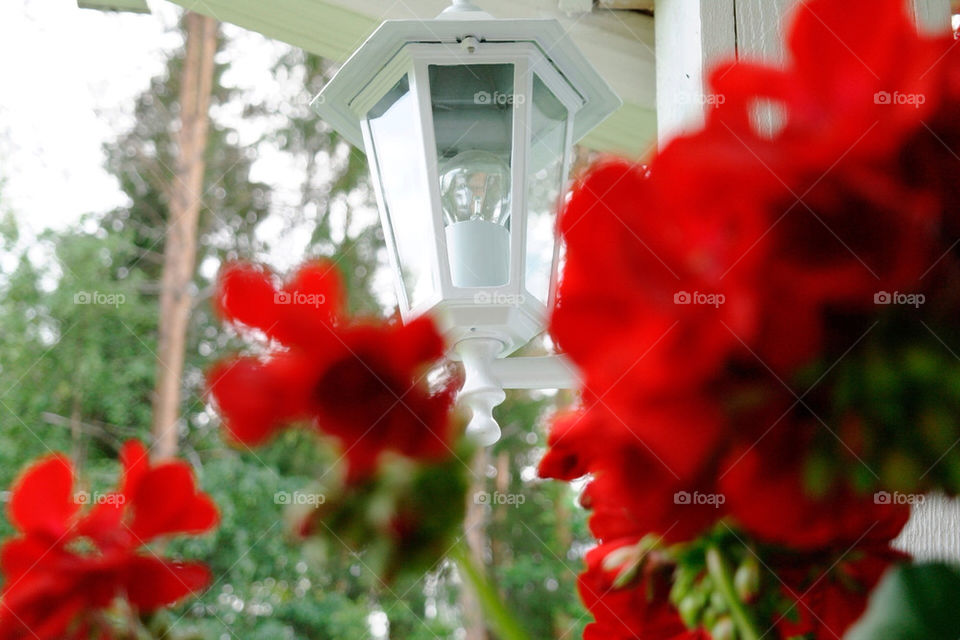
[845,563,960,639]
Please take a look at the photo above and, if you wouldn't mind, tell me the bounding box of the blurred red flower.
[579,539,692,640]
[540,0,960,636]
[208,261,455,480]
[551,160,761,398]
[0,441,217,639]
[540,407,724,544]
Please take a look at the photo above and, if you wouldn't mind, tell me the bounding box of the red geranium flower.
[579,539,693,640]
[701,0,951,371]
[540,407,723,544]
[0,441,218,639]
[208,261,455,480]
[552,160,762,398]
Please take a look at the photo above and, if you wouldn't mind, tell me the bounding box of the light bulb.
[439,150,510,226]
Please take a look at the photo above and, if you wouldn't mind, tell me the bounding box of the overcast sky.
[0,0,305,233]
[0,0,181,234]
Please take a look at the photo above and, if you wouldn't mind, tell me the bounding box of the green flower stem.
[706,546,761,640]
[451,542,532,640]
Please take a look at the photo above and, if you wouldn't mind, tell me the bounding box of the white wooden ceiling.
[162,0,657,157]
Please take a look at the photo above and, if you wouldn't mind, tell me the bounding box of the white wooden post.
[911,0,954,32]
[654,0,959,562]
[653,0,736,143]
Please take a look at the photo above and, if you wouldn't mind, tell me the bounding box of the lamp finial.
[439,0,492,19]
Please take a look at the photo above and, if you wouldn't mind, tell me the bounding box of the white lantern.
[313,0,620,444]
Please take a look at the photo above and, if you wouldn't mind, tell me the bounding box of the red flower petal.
[123,556,211,611]
[215,262,281,332]
[208,354,317,446]
[276,260,345,346]
[578,539,687,640]
[8,455,78,540]
[0,537,51,582]
[216,261,345,349]
[125,461,218,543]
[119,439,150,496]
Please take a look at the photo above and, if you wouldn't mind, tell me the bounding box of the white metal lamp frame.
[356,43,581,355]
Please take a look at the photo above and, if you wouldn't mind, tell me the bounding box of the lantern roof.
[312,4,621,150]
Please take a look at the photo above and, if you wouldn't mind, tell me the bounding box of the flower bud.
[734,556,760,603]
[711,616,736,640]
[678,593,705,628]
[710,589,727,612]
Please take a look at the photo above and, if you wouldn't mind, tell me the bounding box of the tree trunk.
[491,450,511,571]
[461,449,489,640]
[151,12,218,460]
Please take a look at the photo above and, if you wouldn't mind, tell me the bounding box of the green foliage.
[846,563,960,640]
[0,219,157,515]
[814,312,960,495]
[484,388,590,639]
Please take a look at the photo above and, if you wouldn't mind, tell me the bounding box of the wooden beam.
[598,0,654,10]
[77,0,149,13]
[164,0,657,157]
[558,0,593,14]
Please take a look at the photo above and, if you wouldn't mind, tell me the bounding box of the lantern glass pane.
[430,63,514,289]
[525,75,568,306]
[366,74,438,310]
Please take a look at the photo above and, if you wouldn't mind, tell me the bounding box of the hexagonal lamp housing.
[312,1,620,356]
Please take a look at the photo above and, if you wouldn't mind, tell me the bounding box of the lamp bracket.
[456,337,507,446]
[488,354,579,390]
[455,340,579,446]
